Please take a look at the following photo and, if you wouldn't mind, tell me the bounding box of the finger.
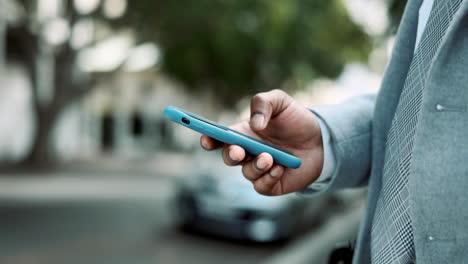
[241,153,274,181]
[253,165,285,196]
[250,89,292,131]
[200,135,223,150]
[221,145,246,166]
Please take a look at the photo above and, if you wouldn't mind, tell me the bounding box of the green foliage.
[123,0,372,107]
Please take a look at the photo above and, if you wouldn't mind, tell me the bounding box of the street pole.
[36,40,55,106]
[0,0,6,75]
[35,0,59,107]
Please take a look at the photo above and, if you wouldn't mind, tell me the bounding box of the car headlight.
[247,219,277,242]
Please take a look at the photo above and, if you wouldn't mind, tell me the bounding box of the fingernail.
[270,166,282,178]
[229,150,240,161]
[256,158,267,170]
[252,114,265,130]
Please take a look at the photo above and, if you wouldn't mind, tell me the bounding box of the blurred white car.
[175,153,304,242]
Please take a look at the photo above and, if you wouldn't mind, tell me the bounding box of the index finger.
[200,135,224,150]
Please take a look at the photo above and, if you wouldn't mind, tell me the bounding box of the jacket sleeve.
[301,94,376,195]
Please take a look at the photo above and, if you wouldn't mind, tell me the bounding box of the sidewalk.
[0,173,176,205]
[0,152,188,205]
[56,152,193,178]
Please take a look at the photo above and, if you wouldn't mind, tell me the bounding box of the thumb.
[250,89,292,131]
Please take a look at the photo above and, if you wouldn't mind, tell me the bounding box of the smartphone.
[163,106,302,169]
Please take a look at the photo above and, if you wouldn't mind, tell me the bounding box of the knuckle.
[272,89,290,101]
[251,93,265,106]
[271,89,285,96]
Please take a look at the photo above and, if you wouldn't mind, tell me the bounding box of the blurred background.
[0,0,406,263]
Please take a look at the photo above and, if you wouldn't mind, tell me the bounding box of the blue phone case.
[164,106,302,169]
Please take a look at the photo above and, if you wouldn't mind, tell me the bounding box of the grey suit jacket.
[311,0,468,262]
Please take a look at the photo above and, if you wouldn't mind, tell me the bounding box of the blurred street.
[0,160,364,264]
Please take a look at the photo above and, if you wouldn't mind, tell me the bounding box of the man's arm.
[304,94,375,194]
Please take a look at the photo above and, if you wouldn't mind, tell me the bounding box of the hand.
[200,89,325,196]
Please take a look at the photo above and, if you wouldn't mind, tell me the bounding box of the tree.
[122,0,373,106]
[7,0,99,167]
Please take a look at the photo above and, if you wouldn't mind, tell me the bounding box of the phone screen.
[184,111,293,155]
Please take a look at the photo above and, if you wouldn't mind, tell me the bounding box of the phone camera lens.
[182,117,190,125]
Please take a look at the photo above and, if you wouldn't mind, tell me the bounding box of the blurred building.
[0,0,223,163]
[0,64,223,162]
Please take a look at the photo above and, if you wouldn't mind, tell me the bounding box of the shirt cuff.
[299,114,337,193]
